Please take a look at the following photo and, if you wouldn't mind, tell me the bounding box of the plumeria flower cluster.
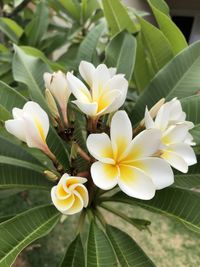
[5,61,197,215]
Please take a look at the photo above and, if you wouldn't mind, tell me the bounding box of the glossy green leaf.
[12,45,50,111]
[181,95,200,125]
[81,0,100,23]
[0,106,10,121]
[47,127,70,171]
[0,155,52,190]
[60,235,85,267]
[146,0,169,15]
[105,31,137,81]
[0,81,27,112]
[147,0,188,54]
[25,2,49,46]
[102,0,137,36]
[139,16,173,73]
[134,33,154,92]
[0,205,59,267]
[131,41,200,124]
[108,187,200,234]
[58,0,81,21]
[106,225,155,266]
[77,22,104,63]
[87,222,117,267]
[173,156,200,189]
[0,17,23,43]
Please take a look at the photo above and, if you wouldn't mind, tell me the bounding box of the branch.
[8,0,31,18]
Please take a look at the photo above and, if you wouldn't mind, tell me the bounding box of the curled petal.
[144,107,155,129]
[167,143,197,166]
[67,72,91,103]
[118,165,155,200]
[161,150,188,173]
[79,61,95,87]
[72,100,98,116]
[91,162,119,190]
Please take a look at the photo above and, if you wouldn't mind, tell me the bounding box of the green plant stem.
[93,208,107,227]
[100,203,142,231]
[76,210,86,235]
[8,0,31,18]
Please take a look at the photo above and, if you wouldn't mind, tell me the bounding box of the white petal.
[109,67,117,77]
[87,133,115,164]
[162,124,189,145]
[161,150,188,173]
[23,101,49,138]
[111,111,132,159]
[144,107,155,129]
[12,108,23,119]
[67,72,91,103]
[122,129,161,162]
[64,193,84,215]
[79,61,95,86]
[168,143,197,166]
[184,132,196,146]
[96,89,122,116]
[131,158,174,189]
[104,74,128,107]
[155,104,170,131]
[5,119,26,142]
[73,184,89,207]
[51,186,75,212]
[169,99,186,122]
[72,100,98,116]
[118,165,155,200]
[91,162,119,190]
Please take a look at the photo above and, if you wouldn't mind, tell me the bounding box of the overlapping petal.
[67,61,128,117]
[5,101,50,152]
[51,174,88,215]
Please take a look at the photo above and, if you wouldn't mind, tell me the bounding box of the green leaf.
[106,225,155,266]
[108,187,200,234]
[0,81,27,112]
[131,41,200,124]
[47,127,71,171]
[60,235,85,267]
[0,155,52,190]
[181,95,200,125]
[81,0,100,23]
[58,0,81,21]
[138,16,173,73]
[0,17,23,43]
[0,205,59,267]
[0,106,10,121]
[87,222,117,267]
[77,23,104,63]
[134,33,154,92]
[12,45,50,111]
[25,1,49,46]
[105,31,137,81]
[190,126,200,146]
[102,0,137,36]
[173,156,200,189]
[147,0,188,55]
[146,0,169,15]
[0,135,42,166]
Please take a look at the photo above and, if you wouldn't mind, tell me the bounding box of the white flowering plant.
[0,0,200,266]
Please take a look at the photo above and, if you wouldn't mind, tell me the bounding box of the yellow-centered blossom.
[51,174,89,215]
[67,61,128,118]
[87,111,174,200]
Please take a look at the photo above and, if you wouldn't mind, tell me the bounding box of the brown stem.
[8,0,31,17]
[77,145,91,162]
[77,171,90,178]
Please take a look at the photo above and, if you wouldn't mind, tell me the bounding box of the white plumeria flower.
[145,98,197,173]
[5,101,55,159]
[51,174,89,215]
[67,61,128,117]
[43,71,71,125]
[87,111,174,200]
